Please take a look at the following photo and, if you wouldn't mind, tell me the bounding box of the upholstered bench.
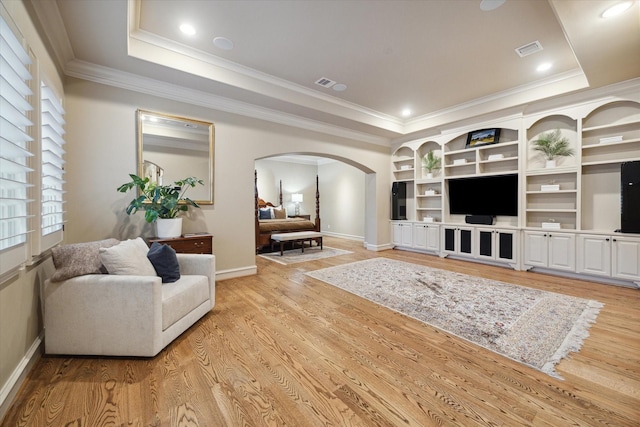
[271,231,323,256]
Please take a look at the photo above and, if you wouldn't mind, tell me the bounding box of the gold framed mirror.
[137,109,214,204]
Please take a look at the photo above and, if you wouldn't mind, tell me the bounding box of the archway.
[254,152,378,249]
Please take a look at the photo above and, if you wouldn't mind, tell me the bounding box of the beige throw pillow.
[99,237,157,276]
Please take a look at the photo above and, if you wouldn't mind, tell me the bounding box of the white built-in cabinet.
[413,223,440,252]
[523,231,576,271]
[390,89,640,287]
[577,233,640,283]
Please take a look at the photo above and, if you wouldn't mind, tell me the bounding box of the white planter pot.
[156,218,182,238]
[546,159,557,168]
[426,172,434,179]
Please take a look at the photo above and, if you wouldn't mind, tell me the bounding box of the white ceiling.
[32,0,640,145]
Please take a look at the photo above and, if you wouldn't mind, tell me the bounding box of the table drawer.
[147,235,213,254]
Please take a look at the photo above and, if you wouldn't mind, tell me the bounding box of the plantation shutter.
[39,82,65,250]
[0,14,34,275]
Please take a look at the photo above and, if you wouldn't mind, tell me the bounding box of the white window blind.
[40,82,65,245]
[0,14,34,275]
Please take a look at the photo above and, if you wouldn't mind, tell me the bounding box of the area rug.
[306,258,603,379]
[259,246,352,265]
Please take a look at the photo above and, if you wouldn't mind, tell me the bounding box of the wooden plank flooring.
[3,237,639,426]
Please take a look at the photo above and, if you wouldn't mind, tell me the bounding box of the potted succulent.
[422,150,441,179]
[117,174,204,238]
[531,129,574,168]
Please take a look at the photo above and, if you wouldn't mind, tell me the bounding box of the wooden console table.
[146,234,213,254]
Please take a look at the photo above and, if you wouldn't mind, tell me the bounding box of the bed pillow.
[147,242,180,283]
[50,238,120,282]
[99,237,157,276]
[259,207,272,219]
[273,207,286,219]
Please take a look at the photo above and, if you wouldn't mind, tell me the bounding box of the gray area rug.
[259,246,352,265]
[306,258,603,378]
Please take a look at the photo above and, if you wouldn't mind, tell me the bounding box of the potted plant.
[117,174,204,238]
[531,129,574,168]
[422,150,441,179]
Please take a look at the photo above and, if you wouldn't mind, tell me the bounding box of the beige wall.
[318,161,366,240]
[63,78,391,276]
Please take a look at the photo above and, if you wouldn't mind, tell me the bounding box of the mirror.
[137,109,214,204]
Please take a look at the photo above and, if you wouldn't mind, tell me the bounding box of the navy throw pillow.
[259,208,272,219]
[147,242,180,283]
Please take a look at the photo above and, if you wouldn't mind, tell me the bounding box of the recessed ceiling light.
[213,37,234,50]
[480,0,506,12]
[401,108,412,117]
[179,23,196,36]
[602,1,633,18]
[332,83,347,92]
[537,62,552,72]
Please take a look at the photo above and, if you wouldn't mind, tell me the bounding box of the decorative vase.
[156,218,182,238]
[546,159,557,168]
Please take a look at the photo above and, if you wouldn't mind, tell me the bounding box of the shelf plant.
[422,150,441,178]
[117,174,204,222]
[531,129,574,167]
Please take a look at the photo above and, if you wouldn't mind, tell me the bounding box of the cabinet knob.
[606,238,610,242]
[613,238,617,242]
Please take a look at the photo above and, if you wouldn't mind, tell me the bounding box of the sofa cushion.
[50,238,120,282]
[162,275,210,331]
[147,242,180,283]
[99,238,157,276]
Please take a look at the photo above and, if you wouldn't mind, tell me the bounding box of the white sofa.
[44,253,215,357]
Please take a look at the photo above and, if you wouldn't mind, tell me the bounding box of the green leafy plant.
[531,129,574,161]
[117,174,203,223]
[422,150,441,173]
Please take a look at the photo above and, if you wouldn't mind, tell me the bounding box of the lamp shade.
[292,193,303,203]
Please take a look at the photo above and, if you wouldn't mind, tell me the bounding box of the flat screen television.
[448,174,518,216]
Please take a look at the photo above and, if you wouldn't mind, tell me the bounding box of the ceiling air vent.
[515,40,543,58]
[315,77,336,88]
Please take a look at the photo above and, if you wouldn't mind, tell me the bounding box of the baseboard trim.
[366,243,394,251]
[321,231,364,242]
[216,265,257,281]
[0,333,43,421]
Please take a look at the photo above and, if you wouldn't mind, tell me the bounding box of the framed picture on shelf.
[466,128,501,148]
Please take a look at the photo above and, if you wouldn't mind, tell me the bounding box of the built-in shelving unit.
[525,115,579,230]
[389,91,640,286]
[391,146,415,182]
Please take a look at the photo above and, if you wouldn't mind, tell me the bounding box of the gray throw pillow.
[50,238,120,282]
[147,242,181,283]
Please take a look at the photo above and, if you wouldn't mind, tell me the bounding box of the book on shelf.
[183,232,211,237]
[599,135,623,144]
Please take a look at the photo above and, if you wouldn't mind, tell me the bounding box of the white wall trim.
[322,231,364,242]
[367,243,395,251]
[215,265,257,281]
[0,333,43,420]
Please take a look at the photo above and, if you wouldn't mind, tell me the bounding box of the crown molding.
[27,0,74,71]
[64,60,391,147]
[403,68,589,135]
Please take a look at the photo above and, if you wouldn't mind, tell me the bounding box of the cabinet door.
[459,227,473,255]
[392,223,401,245]
[547,232,576,271]
[496,230,517,263]
[523,231,548,268]
[476,228,495,260]
[425,225,440,252]
[401,223,413,247]
[612,236,640,281]
[577,235,611,277]
[413,224,428,250]
[443,227,456,254]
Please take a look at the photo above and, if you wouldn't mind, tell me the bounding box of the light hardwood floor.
[3,237,639,426]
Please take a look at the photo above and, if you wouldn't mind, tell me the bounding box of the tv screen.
[448,174,518,216]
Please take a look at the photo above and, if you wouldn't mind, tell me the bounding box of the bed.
[255,170,321,252]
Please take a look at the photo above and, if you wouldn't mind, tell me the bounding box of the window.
[39,82,65,251]
[0,14,35,276]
